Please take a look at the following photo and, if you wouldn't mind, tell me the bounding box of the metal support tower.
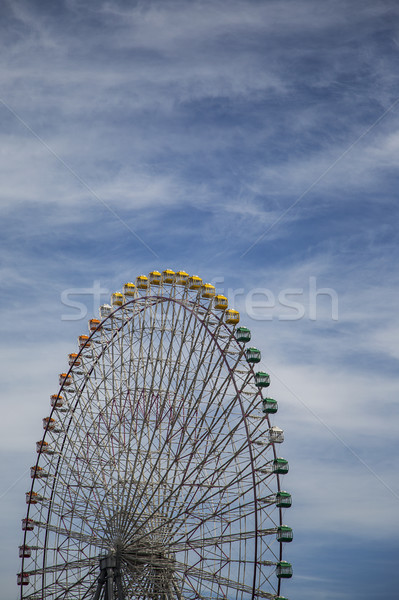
[93,556,124,600]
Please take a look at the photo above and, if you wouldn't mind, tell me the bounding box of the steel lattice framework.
[18,275,292,600]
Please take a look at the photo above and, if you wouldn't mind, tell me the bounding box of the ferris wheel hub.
[124,547,175,567]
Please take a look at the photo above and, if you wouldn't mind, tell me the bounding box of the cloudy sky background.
[1,0,399,598]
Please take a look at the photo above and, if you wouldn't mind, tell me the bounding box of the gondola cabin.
[174,270,189,286]
[78,335,91,348]
[276,491,292,508]
[136,275,149,289]
[149,270,161,285]
[188,275,202,290]
[42,417,56,431]
[17,573,29,586]
[111,292,124,306]
[123,282,136,297]
[201,283,215,298]
[236,327,251,343]
[273,458,289,475]
[276,561,293,578]
[26,491,39,504]
[30,466,45,479]
[162,269,175,284]
[245,347,261,363]
[214,295,228,310]
[21,518,34,531]
[36,440,50,454]
[19,545,31,558]
[59,373,72,386]
[99,304,112,318]
[89,318,101,332]
[68,353,80,367]
[262,398,278,414]
[50,394,63,408]
[225,309,240,325]
[255,372,270,387]
[268,426,284,444]
[277,526,293,543]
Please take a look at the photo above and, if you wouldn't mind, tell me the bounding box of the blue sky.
[1,0,399,598]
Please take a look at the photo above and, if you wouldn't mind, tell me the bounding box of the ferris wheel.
[18,269,293,600]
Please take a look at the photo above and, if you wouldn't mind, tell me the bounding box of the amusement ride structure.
[18,269,293,600]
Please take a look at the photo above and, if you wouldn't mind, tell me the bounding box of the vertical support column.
[93,556,124,600]
[106,562,114,600]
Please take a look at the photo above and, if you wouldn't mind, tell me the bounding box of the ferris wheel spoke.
[169,528,277,551]
[119,305,206,534]
[131,303,186,494]
[47,460,116,528]
[54,397,134,527]
[170,496,257,548]
[120,557,175,599]
[51,564,98,600]
[39,492,99,540]
[26,556,97,576]
[172,559,276,599]
[35,520,104,547]
[123,419,253,546]
[43,462,120,539]
[160,466,256,547]
[127,477,252,552]
[119,366,234,544]
[51,399,113,488]
[172,572,221,600]
[116,326,160,523]
[123,335,237,534]
[175,433,250,506]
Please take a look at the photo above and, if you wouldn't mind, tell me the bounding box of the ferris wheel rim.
[20,287,288,600]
